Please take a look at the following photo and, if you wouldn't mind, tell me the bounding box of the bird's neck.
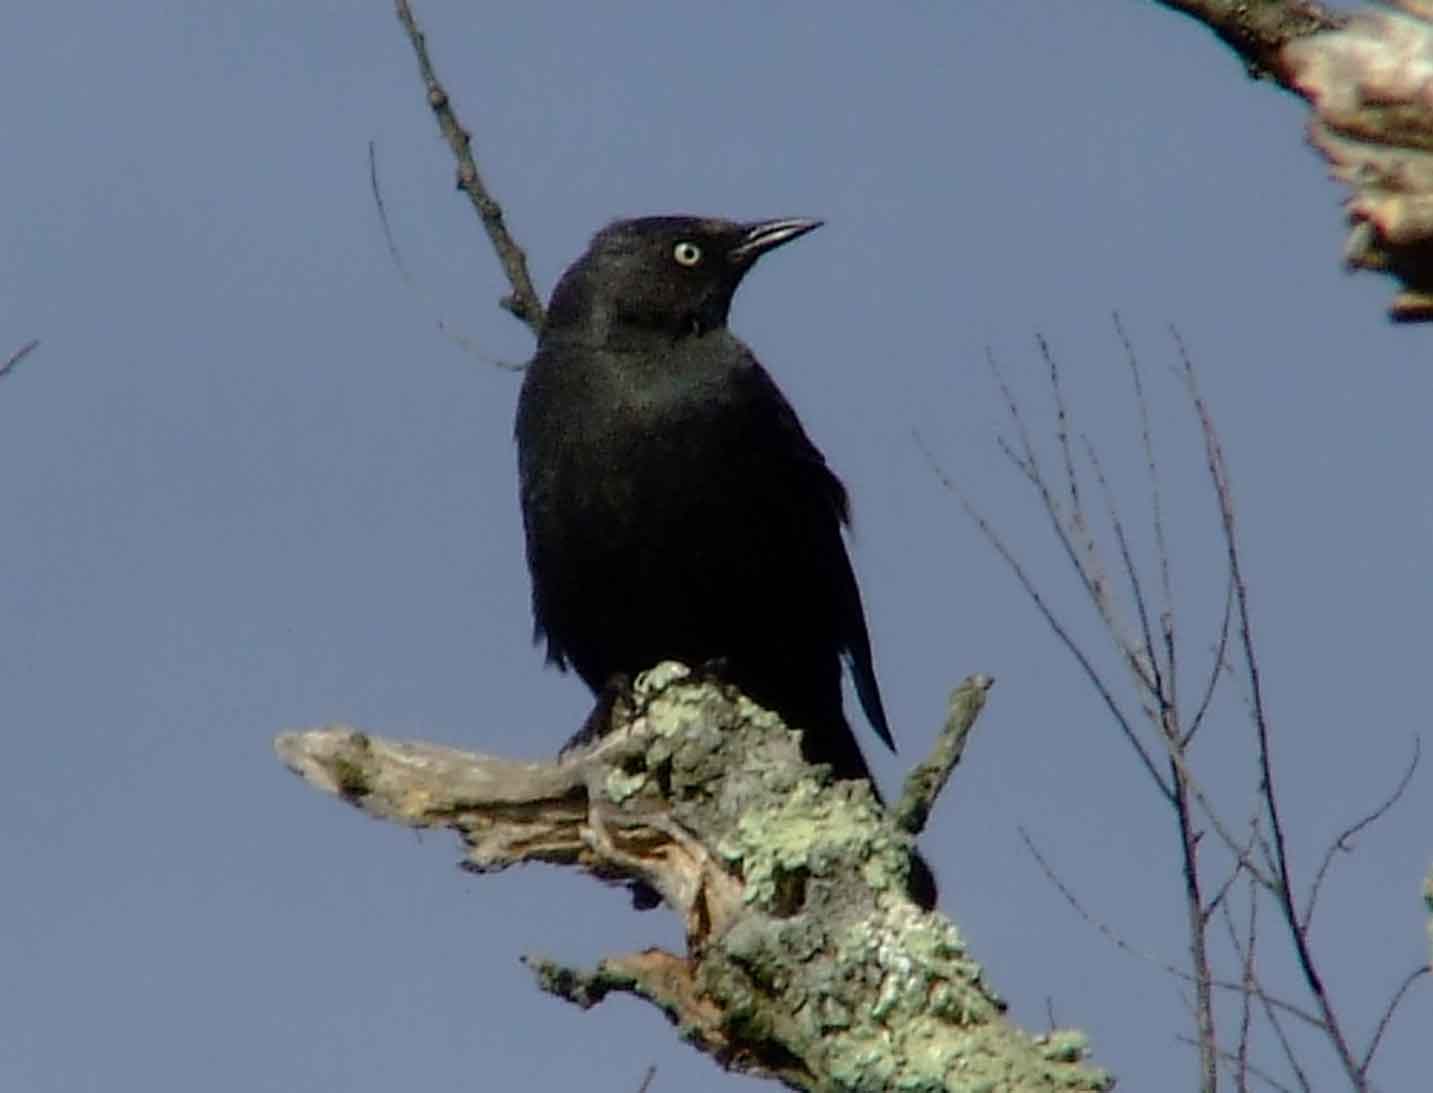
[545,313,723,354]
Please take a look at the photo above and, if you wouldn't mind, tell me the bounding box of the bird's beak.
[728,217,823,263]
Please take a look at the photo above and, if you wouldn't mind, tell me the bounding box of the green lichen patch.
[603,765,650,803]
[716,778,899,911]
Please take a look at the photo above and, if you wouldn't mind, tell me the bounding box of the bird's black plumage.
[515,216,933,904]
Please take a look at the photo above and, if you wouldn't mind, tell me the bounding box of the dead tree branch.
[0,340,39,383]
[276,663,1109,1093]
[894,674,994,836]
[1152,0,1346,80]
[1151,0,1433,320]
[394,0,544,335]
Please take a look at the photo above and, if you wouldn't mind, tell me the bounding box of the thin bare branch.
[1079,436,1166,716]
[982,350,1273,889]
[1168,753,1217,1093]
[1176,329,1364,1089]
[917,431,1172,799]
[1306,735,1421,930]
[1202,811,1265,926]
[1184,570,1235,747]
[394,0,545,335]
[1220,886,1316,1093]
[368,140,412,284]
[1190,1034,1299,1093]
[1041,335,1086,548]
[987,349,1045,487]
[635,1064,657,1093]
[0,340,39,383]
[1360,964,1431,1076]
[988,350,1161,708]
[1020,825,1181,970]
[1114,314,1177,689]
[367,141,524,371]
[1031,345,1155,691]
[1235,880,1257,1093]
[1018,826,1320,1031]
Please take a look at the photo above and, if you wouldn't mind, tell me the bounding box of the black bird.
[515,216,933,905]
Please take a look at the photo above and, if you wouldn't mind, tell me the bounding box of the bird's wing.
[739,361,896,753]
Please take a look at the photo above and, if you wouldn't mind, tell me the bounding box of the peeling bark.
[1155,0,1433,320]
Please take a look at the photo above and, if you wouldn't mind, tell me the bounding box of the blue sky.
[3,2,1428,1090]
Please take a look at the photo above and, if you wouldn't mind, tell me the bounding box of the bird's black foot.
[560,673,632,756]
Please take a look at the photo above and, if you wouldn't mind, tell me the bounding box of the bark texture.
[1159,0,1433,319]
[276,664,1109,1092]
[1284,2,1433,319]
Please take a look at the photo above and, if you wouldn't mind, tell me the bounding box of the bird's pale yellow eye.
[672,241,703,267]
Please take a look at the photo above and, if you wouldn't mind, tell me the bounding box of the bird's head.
[543,215,822,341]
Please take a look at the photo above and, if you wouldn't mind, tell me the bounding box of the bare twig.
[1305,736,1421,930]
[634,1064,657,1093]
[1360,965,1431,1076]
[1018,827,1320,1032]
[1043,335,1086,550]
[1079,437,1164,712]
[393,0,545,335]
[1184,570,1234,747]
[1220,887,1315,1093]
[1235,881,1257,1093]
[1114,314,1176,691]
[368,141,413,285]
[1077,341,1213,1087]
[1176,330,1364,1088]
[950,353,1274,890]
[0,340,39,383]
[366,141,524,370]
[1018,825,1179,975]
[1190,1033,1300,1093]
[916,430,1170,798]
[1170,754,1217,1093]
[983,350,1171,778]
[1019,344,1159,697]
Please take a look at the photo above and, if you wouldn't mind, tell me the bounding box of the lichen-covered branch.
[1152,0,1433,320]
[894,674,993,837]
[276,663,1110,1092]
